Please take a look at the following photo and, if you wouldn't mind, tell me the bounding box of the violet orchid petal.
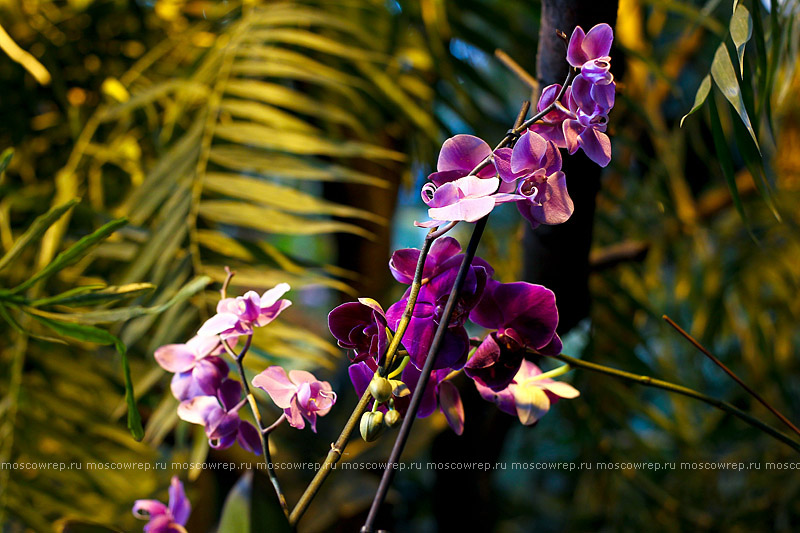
[475,381,517,416]
[438,380,465,435]
[177,396,220,426]
[168,477,191,526]
[510,130,548,174]
[237,421,263,455]
[217,379,242,412]
[579,128,612,167]
[437,134,492,174]
[563,120,582,154]
[252,366,297,409]
[197,312,239,338]
[428,196,496,223]
[567,26,588,67]
[582,23,613,59]
[401,365,439,419]
[154,344,197,374]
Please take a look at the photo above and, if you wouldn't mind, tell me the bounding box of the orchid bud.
[384,409,401,428]
[360,411,385,442]
[369,375,392,403]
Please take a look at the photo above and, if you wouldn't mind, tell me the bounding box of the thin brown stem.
[663,314,800,438]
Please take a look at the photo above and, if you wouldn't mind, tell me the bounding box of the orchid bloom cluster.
[152,282,336,459]
[418,23,615,230]
[329,236,579,436]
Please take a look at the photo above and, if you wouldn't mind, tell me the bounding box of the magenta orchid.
[475,359,579,425]
[197,283,292,340]
[177,379,262,453]
[252,366,336,432]
[494,130,574,228]
[466,279,562,390]
[386,237,492,370]
[133,476,191,533]
[328,298,389,364]
[154,335,229,401]
[562,74,616,167]
[567,23,614,85]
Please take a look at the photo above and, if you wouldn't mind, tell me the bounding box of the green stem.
[551,353,800,455]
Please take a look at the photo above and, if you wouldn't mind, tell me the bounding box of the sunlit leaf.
[730,4,753,77]
[0,198,79,273]
[11,218,128,294]
[680,75,711,127]
[710,42,760,151]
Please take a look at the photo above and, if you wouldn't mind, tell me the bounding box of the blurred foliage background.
[0,0,799,532]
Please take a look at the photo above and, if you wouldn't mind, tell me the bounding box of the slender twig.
[551,353,800,455]
[218,271,290,521]
[495,49,539,91]
[663,315,800,439]
[263,413,286,435]
[288,388,372,525]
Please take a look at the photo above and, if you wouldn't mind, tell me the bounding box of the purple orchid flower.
[465,280,562,390]
[154,335,229,401]
[386,238,492,371]
[252,366,336,432]
[426,134,497,186]
[562,75,615,167]
[567,23,614,85]
[494,130,573,228]
[328,298,389,364]
[416,135,523,227]
[475,359,579,425]
[527,84,572,147]
[177,379,262,453]
[133,476,191,533]
[197,283,291,340]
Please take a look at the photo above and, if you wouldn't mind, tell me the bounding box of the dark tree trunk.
[527,0,619,333]
[432,2,618,531]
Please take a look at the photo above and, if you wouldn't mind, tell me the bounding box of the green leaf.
[22,276,210,324]
[0,198,79,273]
[199,200,374,239]
[730,4,753,77]
[11,217,128,294]
[213,122,405,161]
[680,75,711,127]
[707,94,747,224]
[31,283,155,307]
[31,316,144,440]
[203,172,383,222]
[710,42,759,151]
[0,147,12,175]
[208,146,388,187]
[218,472,253,533]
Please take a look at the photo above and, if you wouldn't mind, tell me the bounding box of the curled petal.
[132,499,168,519]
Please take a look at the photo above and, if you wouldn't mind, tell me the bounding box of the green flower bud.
[384,409,401,428]
[369,375,393,403]
[360,411,385,442]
